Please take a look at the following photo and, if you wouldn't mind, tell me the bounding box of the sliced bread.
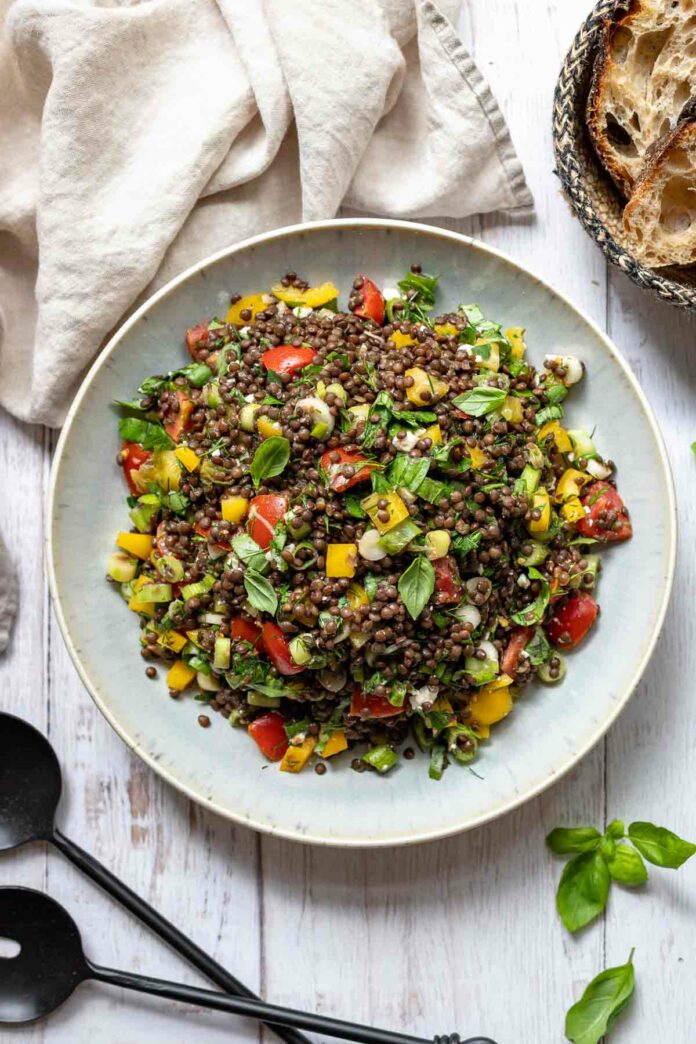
[623,119,696,265]
[586,0,696,198]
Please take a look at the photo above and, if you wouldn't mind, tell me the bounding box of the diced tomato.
[185,321,210,358]
[164,391,194,442]
[248,712,289,762]
[349,689,402,719]
[545,591,599,650]
[120,441,152,495]
[501,626,534,677]
[261,622,304,676]
[319,448,377,493]
[351,276,385,325]
[433,556,462,604]
[261,345,317,377]
[576,482,632,543]
[247,494,288,549]
[231,616,263,649]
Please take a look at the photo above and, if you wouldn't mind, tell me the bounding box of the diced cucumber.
[537,653,566,684]
[132,582,172,604]
[362,745,399,774]
[517,541,549,567]
[247,691,283,708]
[515,465,541,496]
[213,636,231,670]
[568,429,597,460]
[107,552,138,584]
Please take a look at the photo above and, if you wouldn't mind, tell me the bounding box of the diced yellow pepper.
[468,444,487,469]
[537,421,573,455]
[390,330,416,349]
[347,583,369,609]
[158,631,188,653]
[405,367,449,406]
[221,495,249,523]
[424,423,442,445]
[473,723,491,739]
[320,730,349,759]
[225,293,273,326]
[553,468,593,503]
[506,327,526,359]
[280,736,316,773]
[117,532,154,560]
[476,339,500,372]
[128,574,155,616]
[434,323,460,337]
[174,446,200,472]
[166,660,196,691]
[561,496,586,524]
[257,416,283,439]
[469,678,514,726]
[501,396,524,425]
[186,630,202,648]
[361,491,410,534]
[270,281,338,308]
[528,489,551,534]
[326,543,358,578]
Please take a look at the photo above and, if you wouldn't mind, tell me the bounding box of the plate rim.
[47,217,678,847]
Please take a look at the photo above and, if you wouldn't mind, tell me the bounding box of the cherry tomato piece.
[545,591,598,650]
[261,622,304,676]
[433,556,462,604]
[185,321,210,358]
[319,448,377,493]
[501,626,534,677]
[576,482,632,543]
[261,345,317,376]
[349,689,402,719]
[231,616,263,649]
[164,390,194,442]
[351,276,385,325]
[247,494,288,549]
[120,441,152,495]
[248,712,289,762]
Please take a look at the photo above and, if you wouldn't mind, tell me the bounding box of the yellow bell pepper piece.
[158,631,188,653]
[501,396,524,425]
[506,327,526,359]
[186,630,203,648]
[257,416,283,439]
[434,323,460,337]
[174,446,200,472]
[469,678,514,726]
[473,723,491,739]
[347,583,369,608]
[221,495,249,523]
[225,293,273,326]
[528,489,551,534]
[561,496,586,524]
[405,367,449,406]
[270,281,338,308]
[390,330,416,349]
[166,660,196,691]
[476,339,500,372]
[553,468,593,503]
[361,491,410,534]
[128,574,155,616]
[424,423,442,444]
[537,421,572,455]
[468,444,487,470]
[117,532,154,560]
[280,736,316,773]
[320,730,349,759]
[326,543,358,578]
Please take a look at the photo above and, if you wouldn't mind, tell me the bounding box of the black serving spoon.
[0,888,496,1044]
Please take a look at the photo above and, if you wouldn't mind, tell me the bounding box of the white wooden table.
[2,2,695,1041]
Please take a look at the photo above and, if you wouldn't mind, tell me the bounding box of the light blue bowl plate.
[48,219,676,847]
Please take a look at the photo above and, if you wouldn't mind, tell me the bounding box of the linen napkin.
[0,0,532,430]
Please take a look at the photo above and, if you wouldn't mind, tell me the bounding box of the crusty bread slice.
[623,119,696,265]
[587,0,696,198]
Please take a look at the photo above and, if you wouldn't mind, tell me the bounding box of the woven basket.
[553,0,696,311]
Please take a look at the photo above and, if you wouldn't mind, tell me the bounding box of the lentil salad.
[109,268,632,780]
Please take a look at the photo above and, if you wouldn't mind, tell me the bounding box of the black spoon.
[0,888,496,1044]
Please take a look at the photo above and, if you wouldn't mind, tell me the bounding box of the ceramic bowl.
[48,219,676,847]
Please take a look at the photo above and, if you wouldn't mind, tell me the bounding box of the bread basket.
[552,0,696,311]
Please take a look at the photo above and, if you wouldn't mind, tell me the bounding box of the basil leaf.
[390,408,438,425]
[417,477,448,504]
[546,827,602,855]
[398,556,435,620]
[387,453,430,491]
[606,818,625,839]
[243,569,278,615]
[627,821,696,869]
[545,381,568,405]
[536,403,564,427]
[231,533,268,572]
[250,436,290,488]
[564,951,635,1044]
[118,417,174,451]
[397,270,439,309]
[451,386,507,417]
[510,567,550,626]
[525,626,552,666]
[556,850,610,933]
[344,494,367,519]
[606,844,648,887]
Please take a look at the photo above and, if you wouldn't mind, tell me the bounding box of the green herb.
[536,403,565,427]
[284,719,310,740]
[627,821,696,868]
[118,417,174,451]
[231,533,268,572]
[243,570,278,615]
[547,826,603,855]
[556,850,610,933]
[390,408,438,425]
[428,743,447,780]
[387,454,430,492]
[606,845,648,886]
[451,386,507,417]
[160,491,190,515]
[545,382,568,405]
[249,436,290,488]
[398,556,435,620]
[524,626,552,666]
[265,368,284,387]
[397,270,439,309]
[344,494,367,518]
[417,477,448,503]
[378,518,421,555]
[510,567,550,626]
[451,530,483,557]
[564,951,635,1044]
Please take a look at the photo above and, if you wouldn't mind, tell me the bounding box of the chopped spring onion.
[358,528,387,561]
[202,612,226,625]
[132,583,172,604]
[107,552,138,584]
[180,574,216,600]
[247,691,283,708]
[155,555,185,582]
[428,744,447,780]
[213,636,231,670]
[453,603,481,630]
[289,635,313,666]
[198,670,222,692]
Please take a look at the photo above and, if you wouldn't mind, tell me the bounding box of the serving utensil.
[0,888,495,1044]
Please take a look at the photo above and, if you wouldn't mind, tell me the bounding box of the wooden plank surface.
[0,1,694,1041]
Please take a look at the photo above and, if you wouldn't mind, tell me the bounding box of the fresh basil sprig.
[398,556,435,620]
[250,436,290,488]
[243,569,278,615]
[565,950,635,1044]
[451,386,507,417]
[510,566,550,626]
[548,818,696,932]
[118,417,174,451]
[231,533,268,573]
